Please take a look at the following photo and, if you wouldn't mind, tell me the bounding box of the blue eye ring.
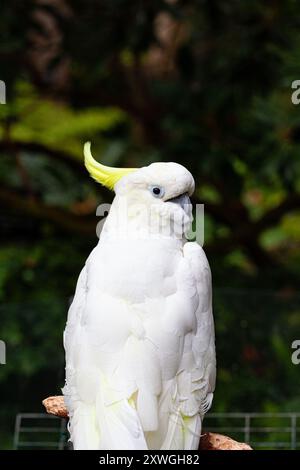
[149,185,165,198]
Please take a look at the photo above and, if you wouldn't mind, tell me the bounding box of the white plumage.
[63,156,216,450]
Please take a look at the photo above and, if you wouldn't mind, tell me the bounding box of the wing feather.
[182,242,216,418]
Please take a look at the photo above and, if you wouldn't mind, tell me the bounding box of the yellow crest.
[83,142,137,190]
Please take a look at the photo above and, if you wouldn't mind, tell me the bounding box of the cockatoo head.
[84,142,195,240]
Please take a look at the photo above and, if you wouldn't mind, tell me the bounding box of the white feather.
[63,162,216,450]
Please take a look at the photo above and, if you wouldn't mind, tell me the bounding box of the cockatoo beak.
[166,193,190,209]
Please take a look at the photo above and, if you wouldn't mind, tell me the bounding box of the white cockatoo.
[63,143,216,450]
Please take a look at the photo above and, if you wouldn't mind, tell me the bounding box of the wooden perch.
[199,432,252,450]
[43,395,68,419]
[42,395,252,450]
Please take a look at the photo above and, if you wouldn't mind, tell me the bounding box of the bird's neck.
[99,196,190,245]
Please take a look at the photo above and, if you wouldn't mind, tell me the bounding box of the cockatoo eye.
[149,185,165,198]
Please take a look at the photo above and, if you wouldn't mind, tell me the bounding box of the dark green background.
[0,0,300,449]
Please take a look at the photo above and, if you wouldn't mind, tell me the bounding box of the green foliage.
[0,0,300,449]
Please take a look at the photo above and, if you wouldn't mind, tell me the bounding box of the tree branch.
[193,192,300,267]
[0,140,84,176]
[42,395,252,450]
[0,139,112,200]
[0,187,97,236]
[254,193,300,233]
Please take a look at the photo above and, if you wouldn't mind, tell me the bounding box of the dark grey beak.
[166,193,191,209]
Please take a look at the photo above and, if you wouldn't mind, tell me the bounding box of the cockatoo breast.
[87,237,182,303]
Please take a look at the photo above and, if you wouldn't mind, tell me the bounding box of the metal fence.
[14,413,68,450]
[13,412,300,450]
[203,413,300,450]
